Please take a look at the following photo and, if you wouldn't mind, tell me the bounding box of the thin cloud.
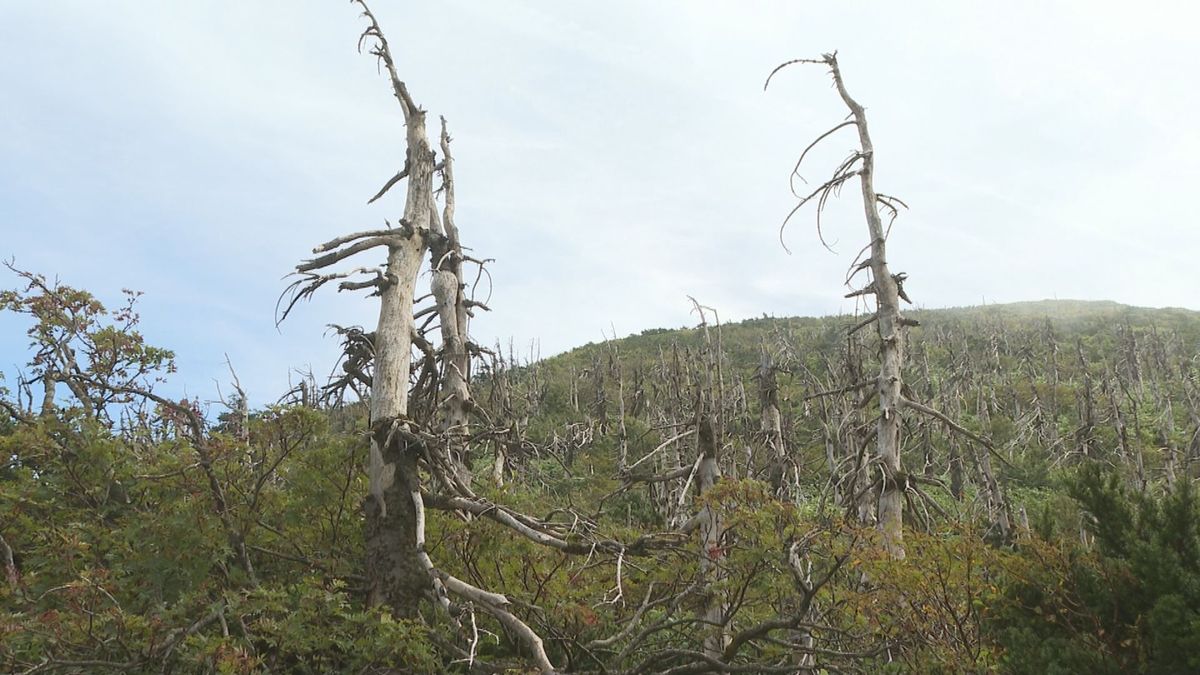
[1,0,1196,403]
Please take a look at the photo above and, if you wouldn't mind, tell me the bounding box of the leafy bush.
[989,465,1200,673]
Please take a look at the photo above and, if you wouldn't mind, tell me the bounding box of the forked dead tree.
[279,3,555,670]
[279,6,739,672]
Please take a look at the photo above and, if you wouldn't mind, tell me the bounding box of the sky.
[2,1,1198,404]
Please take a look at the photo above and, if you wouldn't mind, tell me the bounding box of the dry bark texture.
[757,348,788,495]
[358,3,436,614]
[429,118,475,486]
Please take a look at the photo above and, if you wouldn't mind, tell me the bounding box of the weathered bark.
[569,366,580,413]
[492,444,507,487]
[1161,396,1179,488]
[757,348,788,495]
[363,96,434,617]
[948,437,965,500]
[970,390,1012,541]
[688,300,730,659]
[1107,372,1147,492]
[39,372,56,416]
[695,413,727,660]
[366,437,427,614]
[428,117,474,486]
[1075,339,1099,458]
[283,12,560,669]
[592,353,610,431]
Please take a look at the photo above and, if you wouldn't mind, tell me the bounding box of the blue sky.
[2,1,1198,405]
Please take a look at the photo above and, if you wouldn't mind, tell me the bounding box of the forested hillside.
[4,286,1200,673]
[537,298,1200,519]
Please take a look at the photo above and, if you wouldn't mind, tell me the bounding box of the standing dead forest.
[4,4,1200,674]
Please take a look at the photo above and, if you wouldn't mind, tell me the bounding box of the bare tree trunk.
[275,6,565,668]
[973,391,1012,540]
[696,413,727,660]
[948,436,965,501]
[1107,372,1147,492]
[831,57,910,559]
[428,117,475,487]
[364,96,434,613]
[1162,396,1179,488]
[1076,339,1098,459]
[757,348,788,495]
[569,367,579,413]
[593,353,610,431]
[690,300,729,659]
[771,53,971,557]
[39,372,56,416]
[0,530,20,594]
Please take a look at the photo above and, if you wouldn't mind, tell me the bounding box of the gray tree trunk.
[364,103,435,615]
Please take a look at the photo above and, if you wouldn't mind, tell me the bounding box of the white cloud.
[1,0,1196,402]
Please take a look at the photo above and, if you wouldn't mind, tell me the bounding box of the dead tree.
[481,351,527,487]
[279,8,740,671]
[767,52,1016,555]
[767,53,917,557]
[690,301,729,660]
[428,117,479,487]
[1075,339,1100,459]
[279,3,438,615]
[756,345,789,496]
[277,6,559,671]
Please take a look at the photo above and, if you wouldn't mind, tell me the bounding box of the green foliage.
[5,270,1200,673]
[215,580,438,673]
[0,267,175,406]
[989,466,1200,674]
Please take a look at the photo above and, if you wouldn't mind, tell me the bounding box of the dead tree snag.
[767,53,915,558]
[429,117,476,488]
[757,345,789,496]
[274,0,446,618]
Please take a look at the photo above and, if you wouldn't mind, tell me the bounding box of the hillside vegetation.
[5,284,1200,673]
[534,298,1200,501]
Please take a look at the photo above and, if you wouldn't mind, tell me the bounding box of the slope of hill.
[510,298,1200,518]
[550,299,1200,371]
[6,294,1200,673]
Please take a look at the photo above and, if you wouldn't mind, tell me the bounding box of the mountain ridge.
[548,298,1200,367]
